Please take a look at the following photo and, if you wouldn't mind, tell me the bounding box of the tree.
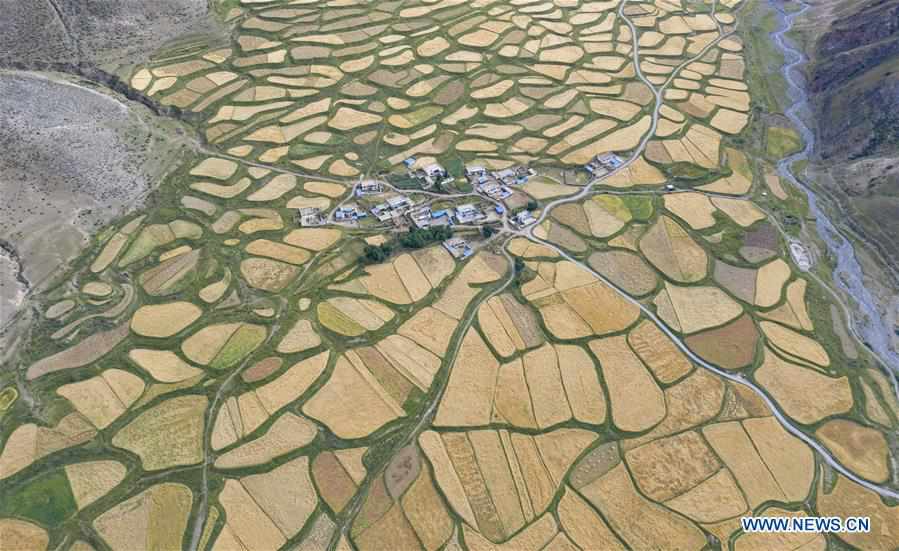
[482,226,495,238]
[526,199,538,211]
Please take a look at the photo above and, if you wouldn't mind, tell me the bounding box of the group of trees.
[361,226,454,265]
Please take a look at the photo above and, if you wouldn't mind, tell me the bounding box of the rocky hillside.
[807,0,899,160]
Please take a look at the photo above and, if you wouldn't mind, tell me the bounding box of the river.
[771,0,899,385]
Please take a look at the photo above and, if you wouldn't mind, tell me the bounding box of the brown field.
[27,322,131,380]
[817,475,899,550]
[0,519,48,551]
[284,228,341,251]
[434,329,499,427]
[713,261,756,304]
[742,416,815,501]
[215,412,317,469]
[702,421,788,508]
[754,259,791,307]
[552,204,592,235]
[246,239,311,265]
[558,487,627,550]
[665,283,743,334]
[711,197,765,227]
[663,193,717,229]
[361,263,412,305]
[418,431,477,528]
[816,419,890,483]
[411,246,456,288]
[375,335,442,391]
[112,394,206,470]
[130,301,202,338]
[276,319,321,354]
[589,336,666,432]
[394,253,433,302]
[556,344,607,425]
[623,370,727,451]
[57,369,145,429]
[65,460,127,509]
[0,413,96,480]
[754,348,852,424]
[628,320,693,383]
[93,483,192,551]
[579,463,706,550]
[181,322,241,365]
[625,431,721,502]
[314,451,359,513]
[639,216,708,283]
[242,357,283,383]
[303,355,404,439]
[240,257,300,291]
[587,250,658,296]
[524,345,573,428]
[760,321,830,367]
[684,314,759,370]
[664,469,748,523]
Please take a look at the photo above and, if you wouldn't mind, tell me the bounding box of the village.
[297,153,627,260]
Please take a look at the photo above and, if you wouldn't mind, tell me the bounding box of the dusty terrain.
[0,71,192,327]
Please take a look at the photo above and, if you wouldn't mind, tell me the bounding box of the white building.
[454,203,485,224]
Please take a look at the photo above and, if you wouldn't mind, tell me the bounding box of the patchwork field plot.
[3,0,897,549]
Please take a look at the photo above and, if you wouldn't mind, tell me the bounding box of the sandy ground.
[0,71,194,328]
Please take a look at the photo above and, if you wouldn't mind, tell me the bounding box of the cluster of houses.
[403,158,453,188]
[465,165,535,201]
[584,153,624,177]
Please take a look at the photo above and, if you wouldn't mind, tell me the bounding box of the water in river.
[771,0,899,378]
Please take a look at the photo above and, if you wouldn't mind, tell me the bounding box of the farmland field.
[1,0,898,549]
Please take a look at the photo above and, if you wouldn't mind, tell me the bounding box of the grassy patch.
[0,470,77,527]
[742,0,788,113]
[0,387,17,411]
[767,126,803,159]
[317,302,366,336]
[622,196,654,221]
[211,324,267,370]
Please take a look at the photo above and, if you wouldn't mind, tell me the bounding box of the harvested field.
[584,196,631,238]
[711,197,765,227]
[684,314,759,370]
[523,344,572,428]
[215,412,316,469]
[182,322,266,369]
[303,355,404,439]
[190,158,238,180]
[65,460,127,510]
[817,475,899,550]
[130,301,202,337]
[217,456,316,548]
[625,431,721,502]
[664,468,747,523]
[639,216,708,283]
[816,420,889,483]
[760,321,830,367]
[111,394,206,470]
[579,463,706,551]
[0,519,48,551]
[435,329,499,427]
[714,261,756,304]
[702,422,788,508]
[754,348,852,424]
[411,246,455,288]
[276,319,321,354]
[57,369,145,429]
[398,307,456,357]
[319,298,393,336]
[742,416,814,502]
[522,177,579,199]
[93,483,192,551]
[246,239,311,265]
[421,428,595,542]
[754,259,791,307]
[0,414,95,480]
[284,228,342,251]
[587,250,658,296]
[558,487,626,550]
[240,257,299,291]
[242,357,283,383]
[663,193,717,229]
[589,336,666,432]
[628,320,693,383]
[665,283,743,334]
